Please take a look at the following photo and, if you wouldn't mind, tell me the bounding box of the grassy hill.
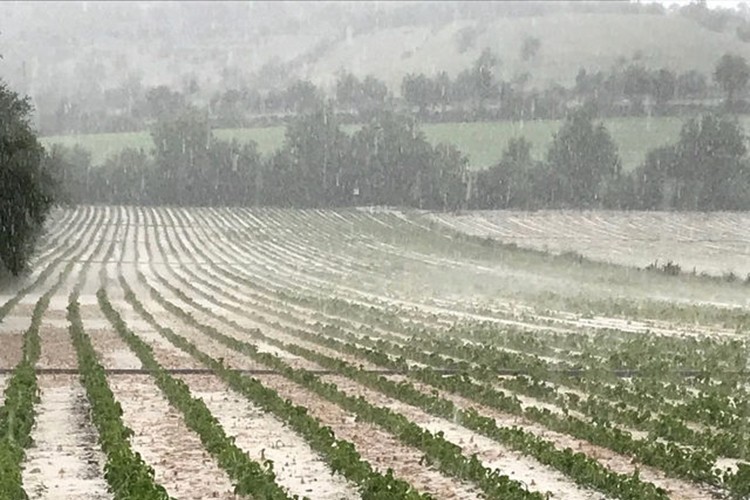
[43,115,750,171]
[1,2,748,102]
[304,13,750,91]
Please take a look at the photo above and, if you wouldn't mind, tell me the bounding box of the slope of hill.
[305,12,750,91]
[1,1,748,106]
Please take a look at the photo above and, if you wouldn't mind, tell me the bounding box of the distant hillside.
[304,13,750,92]
[1,1,748,113]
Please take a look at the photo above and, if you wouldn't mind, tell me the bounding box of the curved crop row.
[119,277,432,500]
[96,288,295,500]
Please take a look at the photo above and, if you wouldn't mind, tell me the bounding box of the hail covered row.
[428,210,750,278]
[0,205,747,500]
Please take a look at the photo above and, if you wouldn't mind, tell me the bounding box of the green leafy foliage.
[0,262,75,498]
[0,81,56,275]
[67,295,172,500]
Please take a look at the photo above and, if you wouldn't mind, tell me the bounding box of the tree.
[520,36,541,62]
[401,73,435,115]
[282,80,322,114]
[425,144,468,210]
[0,82,56,275]
[622,64,652,114]
[546,109,621,206]
[207,140,262,206]
[474,48,500,109]
[351,112,455,208]
[433,71,452,112]
[150,106,212,205]
[671,114,747,209]
[336,73,389,117]
[46,144,93,205]
[676,70,708,99]
[714,53,750,106]
[452,69,476,105]
[360,75,389,113]
[472,137,536,209]
[211,89,247,128]
[269,103,351,207]
[335,72,361,112]
[651,68,677,111]
[145,86,186,121]
[633,145,677,210]
[98,148,154,205]
[634,114,749,210]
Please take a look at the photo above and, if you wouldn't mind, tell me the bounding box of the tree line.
[51,98,750,213]
[51,104,468,210]
[470,110,749,211]
[399,51,750,121]
[41,51,749,136]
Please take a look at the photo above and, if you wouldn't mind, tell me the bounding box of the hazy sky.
[642,0,748,8]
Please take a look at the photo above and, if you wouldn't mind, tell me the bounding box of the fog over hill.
[1,0,748,124]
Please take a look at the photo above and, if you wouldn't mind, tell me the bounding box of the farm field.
[44,115,750,170]
[1,205,750,499]
[429,210,750,279]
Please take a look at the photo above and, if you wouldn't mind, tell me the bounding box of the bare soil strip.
[130,275,482,500]
[21,375,110,500]
[79,283,242,498]
[108,292,362,499]
[106,374,239,500]
[0,332,24,369]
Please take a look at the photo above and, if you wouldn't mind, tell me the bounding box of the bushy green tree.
[98,148,154,205]
[0,82,56,275]
[632,145,676,209]
[359,76,390,115]
[267,103,351,207]
[424,143,468,210]
[634,114,749,210]
[351,112,466,208]
[714,53,750,107]
[401,74,436,115]
[150,106,212,204]
[672,114,747,209]
[45,144,93,205]
[622,64,652,114]
[145,85,186,121]
[472,137,537,209]
[546,109,621,206]
[652,68,677,111]
[474,48,500,106]
[282,80,322,114]
[335,73,390,117]
[149,106,264,206]
[336,72,361,112]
